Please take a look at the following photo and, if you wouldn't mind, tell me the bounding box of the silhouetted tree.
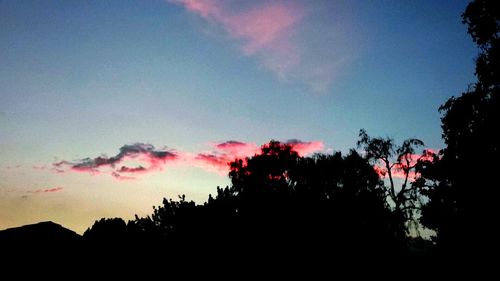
[229,140,298,197]
[128,195,205,246]
[419,0,499,255]
[292,150,399,253]
[357,129,429,237]
[227,141,400,256]
[83,217,128,243]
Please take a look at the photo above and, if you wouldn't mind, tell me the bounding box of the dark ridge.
[0,221,81,244]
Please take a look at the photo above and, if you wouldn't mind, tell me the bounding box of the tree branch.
[384,159,397,207]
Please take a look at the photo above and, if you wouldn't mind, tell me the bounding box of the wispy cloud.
[3,164,22,170]
[170,0,348,92]
[171,0,302,54]
[28,187,63,194]
[111,172,138,181]
[194,153,231,174]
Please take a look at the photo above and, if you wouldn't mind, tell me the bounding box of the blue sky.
[0,0,477,233]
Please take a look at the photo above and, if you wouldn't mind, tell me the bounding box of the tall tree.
[419,0,499,254]
[357,129,429,237]
[228,141,399,255]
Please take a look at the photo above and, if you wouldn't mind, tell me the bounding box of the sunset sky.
[0,0,477,233]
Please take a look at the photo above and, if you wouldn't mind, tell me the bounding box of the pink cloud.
[193,141,259,175]
[373,163,412,180]
[53,143,178,180]
[29,187,63,194]
[170,0,310,85]
[194,153,230,175]
[285,139,324,156]
[375,149,438,179]
[171,0,302,54]
[225,3,303,56]
[215,140,260,158]
[173,0,221,18]
[170,1,356,93]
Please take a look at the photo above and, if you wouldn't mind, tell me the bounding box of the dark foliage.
[79,141,417,262]
[417,0,499,259]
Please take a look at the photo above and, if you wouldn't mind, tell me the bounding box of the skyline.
[1,0,477,233]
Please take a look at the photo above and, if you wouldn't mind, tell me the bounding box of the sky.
[0,0,477,233]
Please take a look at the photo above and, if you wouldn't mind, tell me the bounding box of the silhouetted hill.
[0,221,84,269]
[0,221,81,245]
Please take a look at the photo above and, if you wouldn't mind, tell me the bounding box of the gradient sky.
[0,0,477,233]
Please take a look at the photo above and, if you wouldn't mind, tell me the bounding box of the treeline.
[84,142,426,259]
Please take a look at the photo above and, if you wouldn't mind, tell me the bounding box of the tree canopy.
[83,140,410,258]
[418,0,499,256]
